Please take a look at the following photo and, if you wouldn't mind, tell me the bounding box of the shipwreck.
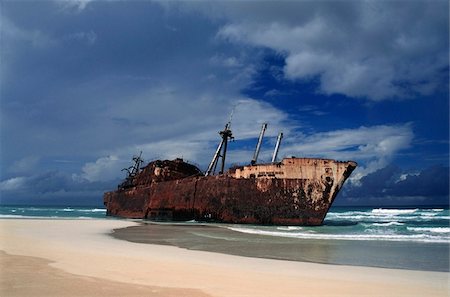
[104,122,356,226]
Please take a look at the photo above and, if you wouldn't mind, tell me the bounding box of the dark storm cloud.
[340,165,449,205]
[0,170,117,206]
[391,166,449,197]
[1,1,448,205]
[1,1,269,175]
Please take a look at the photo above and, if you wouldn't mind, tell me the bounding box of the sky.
[1,0,448,206]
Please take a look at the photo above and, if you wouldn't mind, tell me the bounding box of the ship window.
[250,174,255,178]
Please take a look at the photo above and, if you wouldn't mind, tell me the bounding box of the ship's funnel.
[251,123,267,165]
[271,132,283,163]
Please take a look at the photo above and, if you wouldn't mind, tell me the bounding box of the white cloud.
[56,0,93,12]
[396,172,420,183]
[215,1,448,100]
[0,177,26,191]
[81,155,125,182]
[78,121,413,183]
[228,98,291,139]
[279,123,414,181]
[78,97,293,179]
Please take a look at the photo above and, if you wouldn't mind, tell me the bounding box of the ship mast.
[251,123,267,165]
[205,122,234,176]
[122,151,144,178]
[130,151,144,177]
[119,151,144,189]
[271,132,283,163]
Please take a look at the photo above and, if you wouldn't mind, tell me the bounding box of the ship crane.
[205,123,234,176]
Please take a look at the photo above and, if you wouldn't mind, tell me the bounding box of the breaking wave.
[371,208,418,215]
[372,222,405,227]
[226,226,448,243]
[225,207,450,244]
[407,227,450,233]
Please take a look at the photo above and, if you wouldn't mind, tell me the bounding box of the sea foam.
[226,226,448,243]
[407,227,450,233]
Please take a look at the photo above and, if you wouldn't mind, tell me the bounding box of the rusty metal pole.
[220,135,228,174]
[206,123,233,176]
[271,132,283,163]
[219,123,233,174]
[251,123,267,165]
[205,138,224,176]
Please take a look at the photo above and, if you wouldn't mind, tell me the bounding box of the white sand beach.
[0,219,448,297]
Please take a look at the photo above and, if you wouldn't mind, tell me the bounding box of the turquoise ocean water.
[1,206,449,243]
[0,206,108,219]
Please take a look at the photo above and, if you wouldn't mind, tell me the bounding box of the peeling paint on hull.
[104,158,357,226]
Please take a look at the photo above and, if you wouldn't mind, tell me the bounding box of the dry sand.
[0,219,448,297]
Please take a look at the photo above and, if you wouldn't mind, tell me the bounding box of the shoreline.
[1,218,449,297]
[112,221,450,272]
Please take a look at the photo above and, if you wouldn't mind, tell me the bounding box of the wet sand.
[112,222,450,272]
[1,219,448,297]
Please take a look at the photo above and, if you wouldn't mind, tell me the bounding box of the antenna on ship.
[227,106,235,128]
[251,123,267,165]
[205,117,234,176]
[271,132,283,163]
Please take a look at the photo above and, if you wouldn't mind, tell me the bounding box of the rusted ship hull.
[104,157,357,226]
